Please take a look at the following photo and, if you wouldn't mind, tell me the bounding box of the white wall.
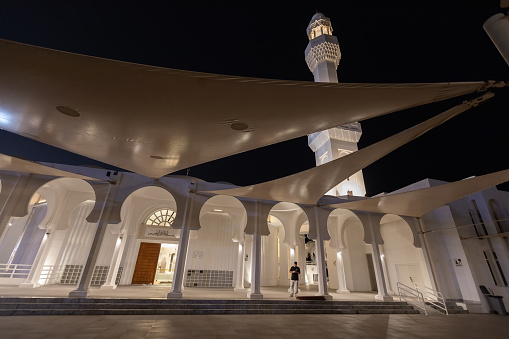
[260,224,278,286]
[380,218,432,293]
[186,212,236,271]
[325,241,338,289]
[343,223,372,291]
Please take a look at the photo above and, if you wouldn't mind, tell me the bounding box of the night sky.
[0,1,508,196]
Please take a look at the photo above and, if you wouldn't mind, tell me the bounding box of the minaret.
[305,13,366,197]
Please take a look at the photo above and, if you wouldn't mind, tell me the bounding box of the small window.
[145,209,176,227]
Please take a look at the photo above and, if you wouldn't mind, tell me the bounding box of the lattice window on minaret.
[305,42,341,72]
[145,209,176,227]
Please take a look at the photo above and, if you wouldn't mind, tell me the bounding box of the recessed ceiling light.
[56,106,80,117]
[230,122,249,131]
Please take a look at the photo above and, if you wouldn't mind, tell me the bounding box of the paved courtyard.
[0,313,508,338]
[0,284,507,338]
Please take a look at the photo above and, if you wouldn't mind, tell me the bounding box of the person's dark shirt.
[290,266,300,280]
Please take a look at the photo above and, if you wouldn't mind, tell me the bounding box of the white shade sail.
[0,39,497,178]
[0,153,98,181]
[202,93,494,204]
[328,169,509,217]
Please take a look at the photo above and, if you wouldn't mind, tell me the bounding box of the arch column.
[365,212,393,301]
[301,205,333,300]
[416,217,440,292]
[0,173,52,243]
[335,249,350,293]
[69,174,123,298]
[379,247,394,295]
[242,200,273,300]
[168,182,202,299]
[250,231,262,299]
[18,227,54,288]
[234,241,245,291]
[287,246,297,293]
[100,231,127,289]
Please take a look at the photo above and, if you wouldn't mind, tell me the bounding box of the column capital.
[299,205,332,241]
[241,200,275,236]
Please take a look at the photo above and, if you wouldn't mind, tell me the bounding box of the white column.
[418,218,439,292]
[288,247,296,293]
[0,174,30,242]
[247,232,263,299]
[335,250,350,293]
[100,233,127,289]
[167,185,200,299]
[69,179,121,298]
[234,242,245,291]
[19,230,53,288]
[380,248,394,295]
[167,221,191,298]
[371,242,393,301]
[315,225,331,299]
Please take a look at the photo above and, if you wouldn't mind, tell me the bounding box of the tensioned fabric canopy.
[328,169,509,218]
[202,93,493,204]
[0,39,498,178]
[0,153,98,181]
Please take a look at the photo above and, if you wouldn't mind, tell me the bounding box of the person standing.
[289,261,300,297]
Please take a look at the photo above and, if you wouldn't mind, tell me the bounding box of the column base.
[375,294,394,301]
[99,284,117,290]
[18,282,40,289]
[233,287,246,292]
[167,291,183,299]
[68,289,89,298]
[316,293,333,300]
[247,292,263,300]
[336,289,350,294]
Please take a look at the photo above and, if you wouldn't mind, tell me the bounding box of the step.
[0,303,417,310]
[0,308,421,316]
[0,297,422,315]
[425,302,469,314]
[0,297,410,305]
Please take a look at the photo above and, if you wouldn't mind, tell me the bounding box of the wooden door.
[132,242,161,284]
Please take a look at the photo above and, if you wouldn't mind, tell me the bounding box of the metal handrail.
[38,265,63,286]
[397,281,427,315]
[0,263,32,278]
[415,282,449,315]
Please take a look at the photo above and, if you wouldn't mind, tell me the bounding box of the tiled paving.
[0,313,508,338]
[1,284,506,338]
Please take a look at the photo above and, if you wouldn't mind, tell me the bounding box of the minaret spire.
[305,13,366,197]
[305,13,340,82]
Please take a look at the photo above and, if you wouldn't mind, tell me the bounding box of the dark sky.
[0,1,508,196]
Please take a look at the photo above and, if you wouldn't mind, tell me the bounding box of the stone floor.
[0,284,507,337]
[0,313,508,338]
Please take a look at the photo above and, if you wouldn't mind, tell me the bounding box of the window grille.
[145,209,176,227]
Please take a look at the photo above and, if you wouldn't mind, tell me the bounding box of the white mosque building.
[0,13,508,315]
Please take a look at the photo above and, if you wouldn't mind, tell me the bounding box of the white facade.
[0,168,508,312]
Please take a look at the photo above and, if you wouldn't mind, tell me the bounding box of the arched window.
[145,209,176,227]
